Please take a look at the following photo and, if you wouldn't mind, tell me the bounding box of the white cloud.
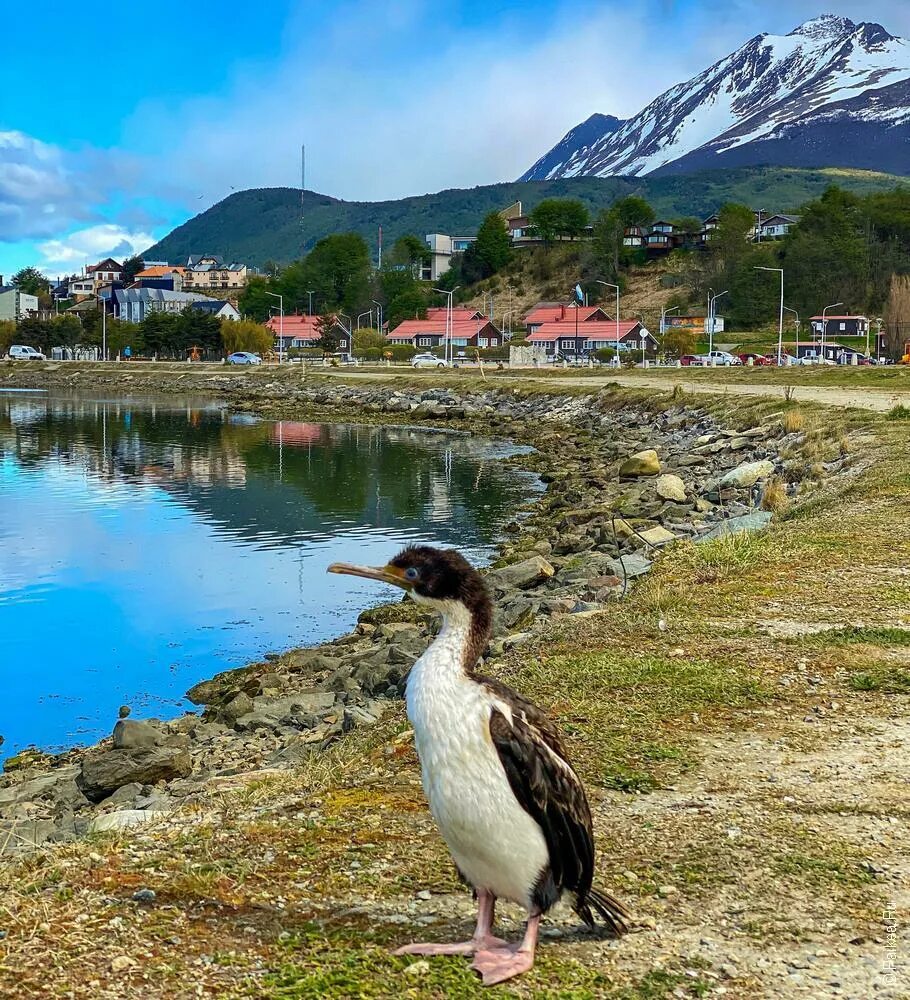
[0,131,95,241]
[37,224,155,272]
[126,0,910,209]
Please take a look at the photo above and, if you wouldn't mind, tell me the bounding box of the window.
[418,337,432,346]
[478,338,488,348]
[839,322,846,331]
[561,339,574,350]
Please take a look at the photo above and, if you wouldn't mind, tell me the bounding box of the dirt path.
[318,369,910,412]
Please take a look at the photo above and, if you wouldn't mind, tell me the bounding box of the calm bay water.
[0,391,540,758]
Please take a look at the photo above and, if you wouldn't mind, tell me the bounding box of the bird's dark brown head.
[328,545,492,641]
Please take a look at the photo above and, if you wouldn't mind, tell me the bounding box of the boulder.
[637,526,677,547]
[220,692,255,722]
[78,748,192,803]
[485,555,555,591]
[701,512,773,540]
[112,719,161,750]
[720,460,774,489]
[654,474,686,502]
[89,810,161,833]
[619,450,661,478]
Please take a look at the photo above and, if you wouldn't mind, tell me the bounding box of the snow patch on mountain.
[520,15,910,180]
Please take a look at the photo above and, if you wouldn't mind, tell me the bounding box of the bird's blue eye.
[405,567,419,581]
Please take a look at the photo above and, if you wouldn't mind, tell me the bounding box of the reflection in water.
[0,391,540,757]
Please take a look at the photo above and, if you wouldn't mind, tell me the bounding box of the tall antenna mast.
[301,143,306,256]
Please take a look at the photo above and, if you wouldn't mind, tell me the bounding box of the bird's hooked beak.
[327,561,412,589]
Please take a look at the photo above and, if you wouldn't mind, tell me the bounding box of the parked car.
[5,345,46,361]
[738,352,774,366]
[412,352,447,369]
[678,355,700,366]
[695,350,742,366]
[227,352,262,365]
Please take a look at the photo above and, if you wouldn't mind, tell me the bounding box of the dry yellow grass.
[782,409,805,433]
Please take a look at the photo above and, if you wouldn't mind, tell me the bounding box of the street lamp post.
[783,306,799,364]
[754,268,784,364]
[433,286,460,366]
[357,309,372,330]
[372,299,383,337]
[660,305,681,339]
[306,290,315,316]
[708,288,728,357]
[820,301,843,363]
[597,280,620,362]
[266,291,284,363]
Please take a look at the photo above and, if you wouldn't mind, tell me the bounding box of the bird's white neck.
[410,599,475,687]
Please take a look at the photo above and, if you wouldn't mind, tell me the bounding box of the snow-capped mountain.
[521,15,910,180]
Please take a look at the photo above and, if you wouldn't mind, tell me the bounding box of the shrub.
[761,476,790,515]
[782,409,804,433]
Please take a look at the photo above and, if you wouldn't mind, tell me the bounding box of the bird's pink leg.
[393,889,508,956]
[471,911,540,986]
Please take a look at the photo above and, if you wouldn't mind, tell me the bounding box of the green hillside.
[144,167,908,268]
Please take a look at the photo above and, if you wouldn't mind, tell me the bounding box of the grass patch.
[685,532,767,584]
[761,476,790,514]
[806,625,910,647]
[848,667,910,694]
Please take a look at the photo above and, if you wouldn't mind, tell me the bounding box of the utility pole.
[101,297,107,362]
[755,268,784,364]
[784,306,799,364]
[597,280,620,361]
[266,291,284,363]
[708,288,728,357]
[821,301,843,362]
[306,290,315,316]
[372,299,383,336]
[433,286,459,366]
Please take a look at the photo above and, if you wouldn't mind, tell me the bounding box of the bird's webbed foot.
[393,933,508,957]
[470,944,535,985]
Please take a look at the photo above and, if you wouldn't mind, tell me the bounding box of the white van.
[6,345,46,361]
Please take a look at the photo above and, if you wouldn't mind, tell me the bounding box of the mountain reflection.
[0,395,538,550]
[0,391,539,757]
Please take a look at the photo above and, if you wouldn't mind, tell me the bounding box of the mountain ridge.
[521,15,910,180]
[143,167,908,268]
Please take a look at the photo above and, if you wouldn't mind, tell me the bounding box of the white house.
[0,285,38,321]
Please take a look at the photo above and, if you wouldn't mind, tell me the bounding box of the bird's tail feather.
[576,886,631,936]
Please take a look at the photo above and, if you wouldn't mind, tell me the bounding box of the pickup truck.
[694,350,742,366]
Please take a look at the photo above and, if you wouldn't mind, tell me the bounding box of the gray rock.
[720,459,774,488]
[0,819,58,854]
[78,748,192,803]
[220,692,255,722]
[89,810,162,833]
[654,474,686,501]
[619,449,661,477]
[616,553,653,578]
[112,719,161,750]
[485,555,555,591]
[701,512,773,540]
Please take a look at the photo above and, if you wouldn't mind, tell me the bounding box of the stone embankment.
[0,377,839,853]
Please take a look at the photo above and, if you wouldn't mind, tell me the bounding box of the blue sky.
[2,0,908,279]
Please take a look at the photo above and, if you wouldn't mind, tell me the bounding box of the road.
[321,368,910,413]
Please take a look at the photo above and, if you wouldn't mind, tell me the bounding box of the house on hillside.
[527,318,654,358]
[0,285,38,321]
[88,258,123,284]
[386,315,502,350]
[623,226,645,248]
[755,214,799,240]
[265,314,350,352]
[809,315,870,340]
[135,264,187,290]
[113,287,239,324]
[182,256,248,291]
[645,221,675,253]
[522,303,611,336]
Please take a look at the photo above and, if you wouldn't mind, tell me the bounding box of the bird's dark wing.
[482,676,595,903]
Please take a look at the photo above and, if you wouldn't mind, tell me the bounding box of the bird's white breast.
[405,605,548,907]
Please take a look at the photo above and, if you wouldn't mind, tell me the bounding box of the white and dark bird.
[328,545,629,986]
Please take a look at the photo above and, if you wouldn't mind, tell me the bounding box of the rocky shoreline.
[0,376,831,854]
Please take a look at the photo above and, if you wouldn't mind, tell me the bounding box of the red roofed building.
[425,306,485,322]
[528,319,655,357]
[265,314,350,351]
[522,302,611,335]
[387,316,502,349]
